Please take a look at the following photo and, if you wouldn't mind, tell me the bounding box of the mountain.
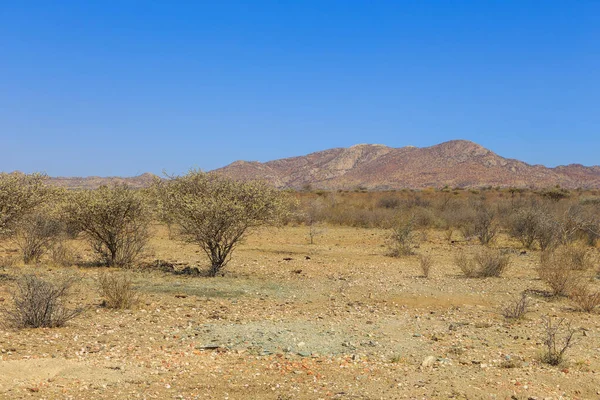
[213,140,600,190]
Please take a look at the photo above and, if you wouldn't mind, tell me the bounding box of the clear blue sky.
[1,1,598,176]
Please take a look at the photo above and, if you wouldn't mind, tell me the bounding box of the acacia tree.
[0,173,49,237]
[65,184,151,267]
[157,171,289,277]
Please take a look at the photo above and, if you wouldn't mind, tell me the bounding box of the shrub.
[456,202,498,245]
[0,173,50,237]
[569,284,600,313]
[49,242,77,267]
[472,204,498,245]
[475,249,510,277]
[454,252,477,277]
[455,249,510,278]
[501,293,530,320]
[537,249,583,296]
[1,274,83,329]
[387,217,417,257]
[419,255,433,278]
[536,214,559,251]
[156,171,290,277]
[14,212,64,264]
[97,271,139,309]
[65,184,151,267]
[540,316,576,366]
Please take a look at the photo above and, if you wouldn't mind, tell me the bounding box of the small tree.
[65,184,151,267]
[157,171,289,277]
[472,204,498,245]
[0,173,49,237]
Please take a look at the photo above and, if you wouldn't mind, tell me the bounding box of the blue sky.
[1,1,598,176]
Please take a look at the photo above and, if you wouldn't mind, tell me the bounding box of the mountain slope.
[213,140,600,189]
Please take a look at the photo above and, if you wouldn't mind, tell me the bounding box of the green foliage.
[65,184,151,267]
[156,170,290,276]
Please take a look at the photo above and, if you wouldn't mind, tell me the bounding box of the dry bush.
[65,184,151,267]
[559,245,594,271]
[537,223,559,251]
[455,249,510,278]
[569,284,600,313]
[501,293,530,320]
[455,201,498,245]
[537,250,584,296]
[14,212,64,264]
[472,204,498,245]
[475,249,510,277]
[1,274,83,329]
[49,242,77,267]
[509,205,552,249]
[386,217,417,257]
[540,316,576,366]
[97,271,139,309]
[454,252,477,277]
[419,255,433,278]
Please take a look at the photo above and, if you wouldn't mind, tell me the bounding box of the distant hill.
[10,140,598,190]
[213,140,600,190]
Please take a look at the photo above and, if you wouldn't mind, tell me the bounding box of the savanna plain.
[1,181,600,400]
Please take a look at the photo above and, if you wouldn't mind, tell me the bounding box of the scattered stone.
[421,356,436,368]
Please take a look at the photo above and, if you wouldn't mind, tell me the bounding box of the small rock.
[421,356,436,368]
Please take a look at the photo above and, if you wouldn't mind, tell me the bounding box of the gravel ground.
[1,226,599,399]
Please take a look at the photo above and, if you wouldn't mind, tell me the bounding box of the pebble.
[421,356,436,368]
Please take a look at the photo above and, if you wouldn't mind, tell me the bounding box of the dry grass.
[97,271,139,309]
[455,248,510,278]
[418,254,433,278]
[569,284,600,313]
[537,248,587,296]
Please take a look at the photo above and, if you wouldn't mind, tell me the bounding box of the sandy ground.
[1,226,599,399]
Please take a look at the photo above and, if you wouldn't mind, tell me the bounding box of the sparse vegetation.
[14,211,64,264]
[537,247,590,297]
[387,216,417,257]
[1,274,83,329]
[569,284,600,313]
[97,271,139,309]
[419,254,433,278]
[64,184,152,267]
[540,316,577,366]
[501,292,531,320]
[455,248,510,278]
[1,184,600,397]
